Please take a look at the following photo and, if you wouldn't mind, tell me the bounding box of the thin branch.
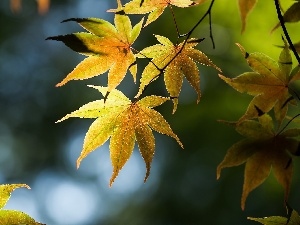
[180,0,215,48]
[169,5,181,42]
[274,0,300,65]
[277,113,300,136]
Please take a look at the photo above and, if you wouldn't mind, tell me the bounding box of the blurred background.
[1,0,300,224]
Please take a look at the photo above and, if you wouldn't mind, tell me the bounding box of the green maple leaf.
[136,35,221,113]
[47,14,143,92]
[272,1,300,32]
[0,184,44,225]
[248,209,300,225]
[57,86,183,186]
[109,0,198,27]
[219,41,300,125]
[217,114,300,210]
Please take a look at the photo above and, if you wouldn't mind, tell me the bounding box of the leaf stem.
[274,0,300,65]
[169,5,180,44]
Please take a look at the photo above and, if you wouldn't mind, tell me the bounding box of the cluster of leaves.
[217,39,300,210]
[47,0,220,186]
[3,0,300,223]
[0,184,44,224]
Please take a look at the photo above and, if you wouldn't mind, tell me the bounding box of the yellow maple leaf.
[57,86,183,186]
[136,35,221,112]
[47,14,143,92]
[108,0,198,27]
[0,184,44,224]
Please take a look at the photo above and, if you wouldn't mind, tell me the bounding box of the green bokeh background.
[0,0,299,224]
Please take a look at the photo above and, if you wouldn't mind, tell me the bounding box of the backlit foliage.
[3,0,300,223]
[48,0,300,206]
[57,86,183,186]
[47,14,143,92]
[0,184,44,225]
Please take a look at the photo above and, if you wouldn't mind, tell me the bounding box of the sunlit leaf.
[219,41,298,125]
[47,15,143,92]
[57,86,183,186]
[136,35,221,113]
[217,114,300,210]
[115,0,198,26]
[0,184,44,225]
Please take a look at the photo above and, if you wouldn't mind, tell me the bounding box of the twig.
[274,0,300,65]
[180,0,215,48]
[277,113,300,136]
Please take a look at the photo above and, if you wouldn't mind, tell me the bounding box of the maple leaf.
[0,184,45,225]
[113,0,198,27]
[217,114,300,210]
[219,41,300,125]
[47,14,143,93]
[272,1,300,32]
[136,35,221,113]
[57,86,183,186]
[238,0,257,33]
[248,209,300,225]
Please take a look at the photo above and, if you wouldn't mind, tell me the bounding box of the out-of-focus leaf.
[238,0,257,33]
[10,0,50,14]
[248,209,300,225]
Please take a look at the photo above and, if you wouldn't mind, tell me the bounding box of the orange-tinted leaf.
[47,15,143,91]
[238,0,257,32]
[136,35,220,112]
[121,0,198,26]
[219,42,297,125]
[217,115,300,209]
[57,86,182,186]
